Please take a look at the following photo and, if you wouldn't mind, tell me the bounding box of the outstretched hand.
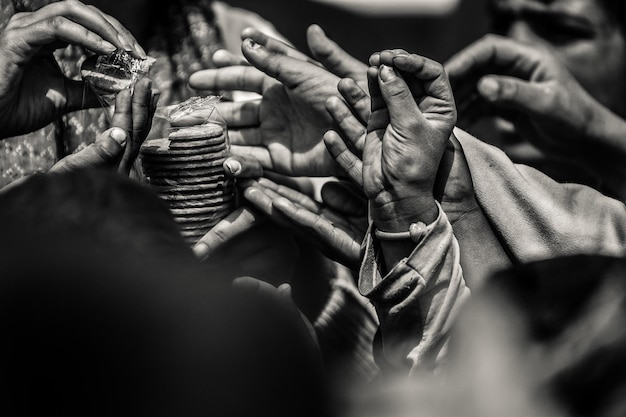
[0,0,146,138]
[190,30,356,177]
[446,34,626,157]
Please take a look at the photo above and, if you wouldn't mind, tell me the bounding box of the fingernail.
[478,77,500,101]
[193,242,209,260]
[244,38,261,49]
[224,159,242,176]
[136,43,148,60]
[102,40,117,53]
[110,128,127,146]
[379,65,396,82]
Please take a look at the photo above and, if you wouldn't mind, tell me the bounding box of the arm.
[360,203,470,373]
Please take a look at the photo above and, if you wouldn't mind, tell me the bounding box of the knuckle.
[48,16,67,30]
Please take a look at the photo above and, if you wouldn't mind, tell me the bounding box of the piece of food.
[81,50,155,95]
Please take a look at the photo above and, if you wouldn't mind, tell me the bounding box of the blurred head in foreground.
[0,169,327,417]
[451,254,626,417]
[348,255,626,417]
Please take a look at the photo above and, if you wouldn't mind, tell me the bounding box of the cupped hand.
[365,51,456,228]
[189,31,349,177]
[0,0,146,138]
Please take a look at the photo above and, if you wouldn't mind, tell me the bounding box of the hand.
[49,78,157,175]
[189,31,348,176]
[363,51,456,230]
[306,24,368,90]
[445,35,626,158]
[324,69,477,227]
[241,177,367,270]
[0,0,146,138]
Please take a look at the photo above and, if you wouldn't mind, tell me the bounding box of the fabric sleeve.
[359,204,470,375]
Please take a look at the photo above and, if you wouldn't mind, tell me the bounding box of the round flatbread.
[146,174,228,186]
[141,141,227,157]
[169,124,224,141]
[144,166,225,179]
[170,202,233,216]
[168,136,227,150]
[142,157,227,172]
[142,150,229,163]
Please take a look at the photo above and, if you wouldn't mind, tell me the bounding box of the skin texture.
[0,0,146,138]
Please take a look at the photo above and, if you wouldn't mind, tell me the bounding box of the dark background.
[227,0,491,63]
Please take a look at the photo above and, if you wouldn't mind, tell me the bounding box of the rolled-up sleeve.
[359,205,470,375]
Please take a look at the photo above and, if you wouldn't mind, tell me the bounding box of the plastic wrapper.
[80,49,155,106]
[141,96,235,246]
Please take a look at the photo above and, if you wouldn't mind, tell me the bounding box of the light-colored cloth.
[454,127,626,263]
[359,204,470,375]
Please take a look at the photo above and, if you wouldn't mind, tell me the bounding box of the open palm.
[190,38,346,177]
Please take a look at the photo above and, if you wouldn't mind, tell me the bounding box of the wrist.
[370,190,438,232]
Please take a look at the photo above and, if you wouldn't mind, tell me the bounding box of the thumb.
[307,24,366,79]
[223,155,263,178]
[477,75,558,119]
[49,127,126,173]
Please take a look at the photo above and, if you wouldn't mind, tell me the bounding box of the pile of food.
[140,120,234,246]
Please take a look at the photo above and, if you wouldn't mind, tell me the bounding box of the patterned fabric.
[0,0,224,186]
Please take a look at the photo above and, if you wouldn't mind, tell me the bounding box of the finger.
[367,66,385,115]
[243,185,282,219]
[16,1,142,58]
[188,66,267,94]
[91,8,147,59]
[228,128,263,146]
[444,34,543,90]
[9,17,117,63]
[49,127,127,173]
[119,78,152,175]
[223,155,263,178]
[273,196,361,266]
[306,24,367,79]
[110,88,133,134]
[378,64,425,132]
[391,54,455,107]
[323,130,363,187]
[230,145,273,170]
[214,100,260,127]
[325,96,366,155]
[213,49,249,67]
[320,181,367,217]
[369,49,409,67]
[241,27,320,66]
[256,177,321,213]
[194,207,264,260]
[337,77,371,124]
[242,38,333,90]
[477,75,558,118]
[378,49,410,67]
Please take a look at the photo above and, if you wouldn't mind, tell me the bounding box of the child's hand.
[365,51,457,230]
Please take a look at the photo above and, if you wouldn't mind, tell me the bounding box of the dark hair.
[0,168,193,262]
[0,169,329,417]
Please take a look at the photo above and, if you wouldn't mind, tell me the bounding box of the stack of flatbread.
[141,123,234,245]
